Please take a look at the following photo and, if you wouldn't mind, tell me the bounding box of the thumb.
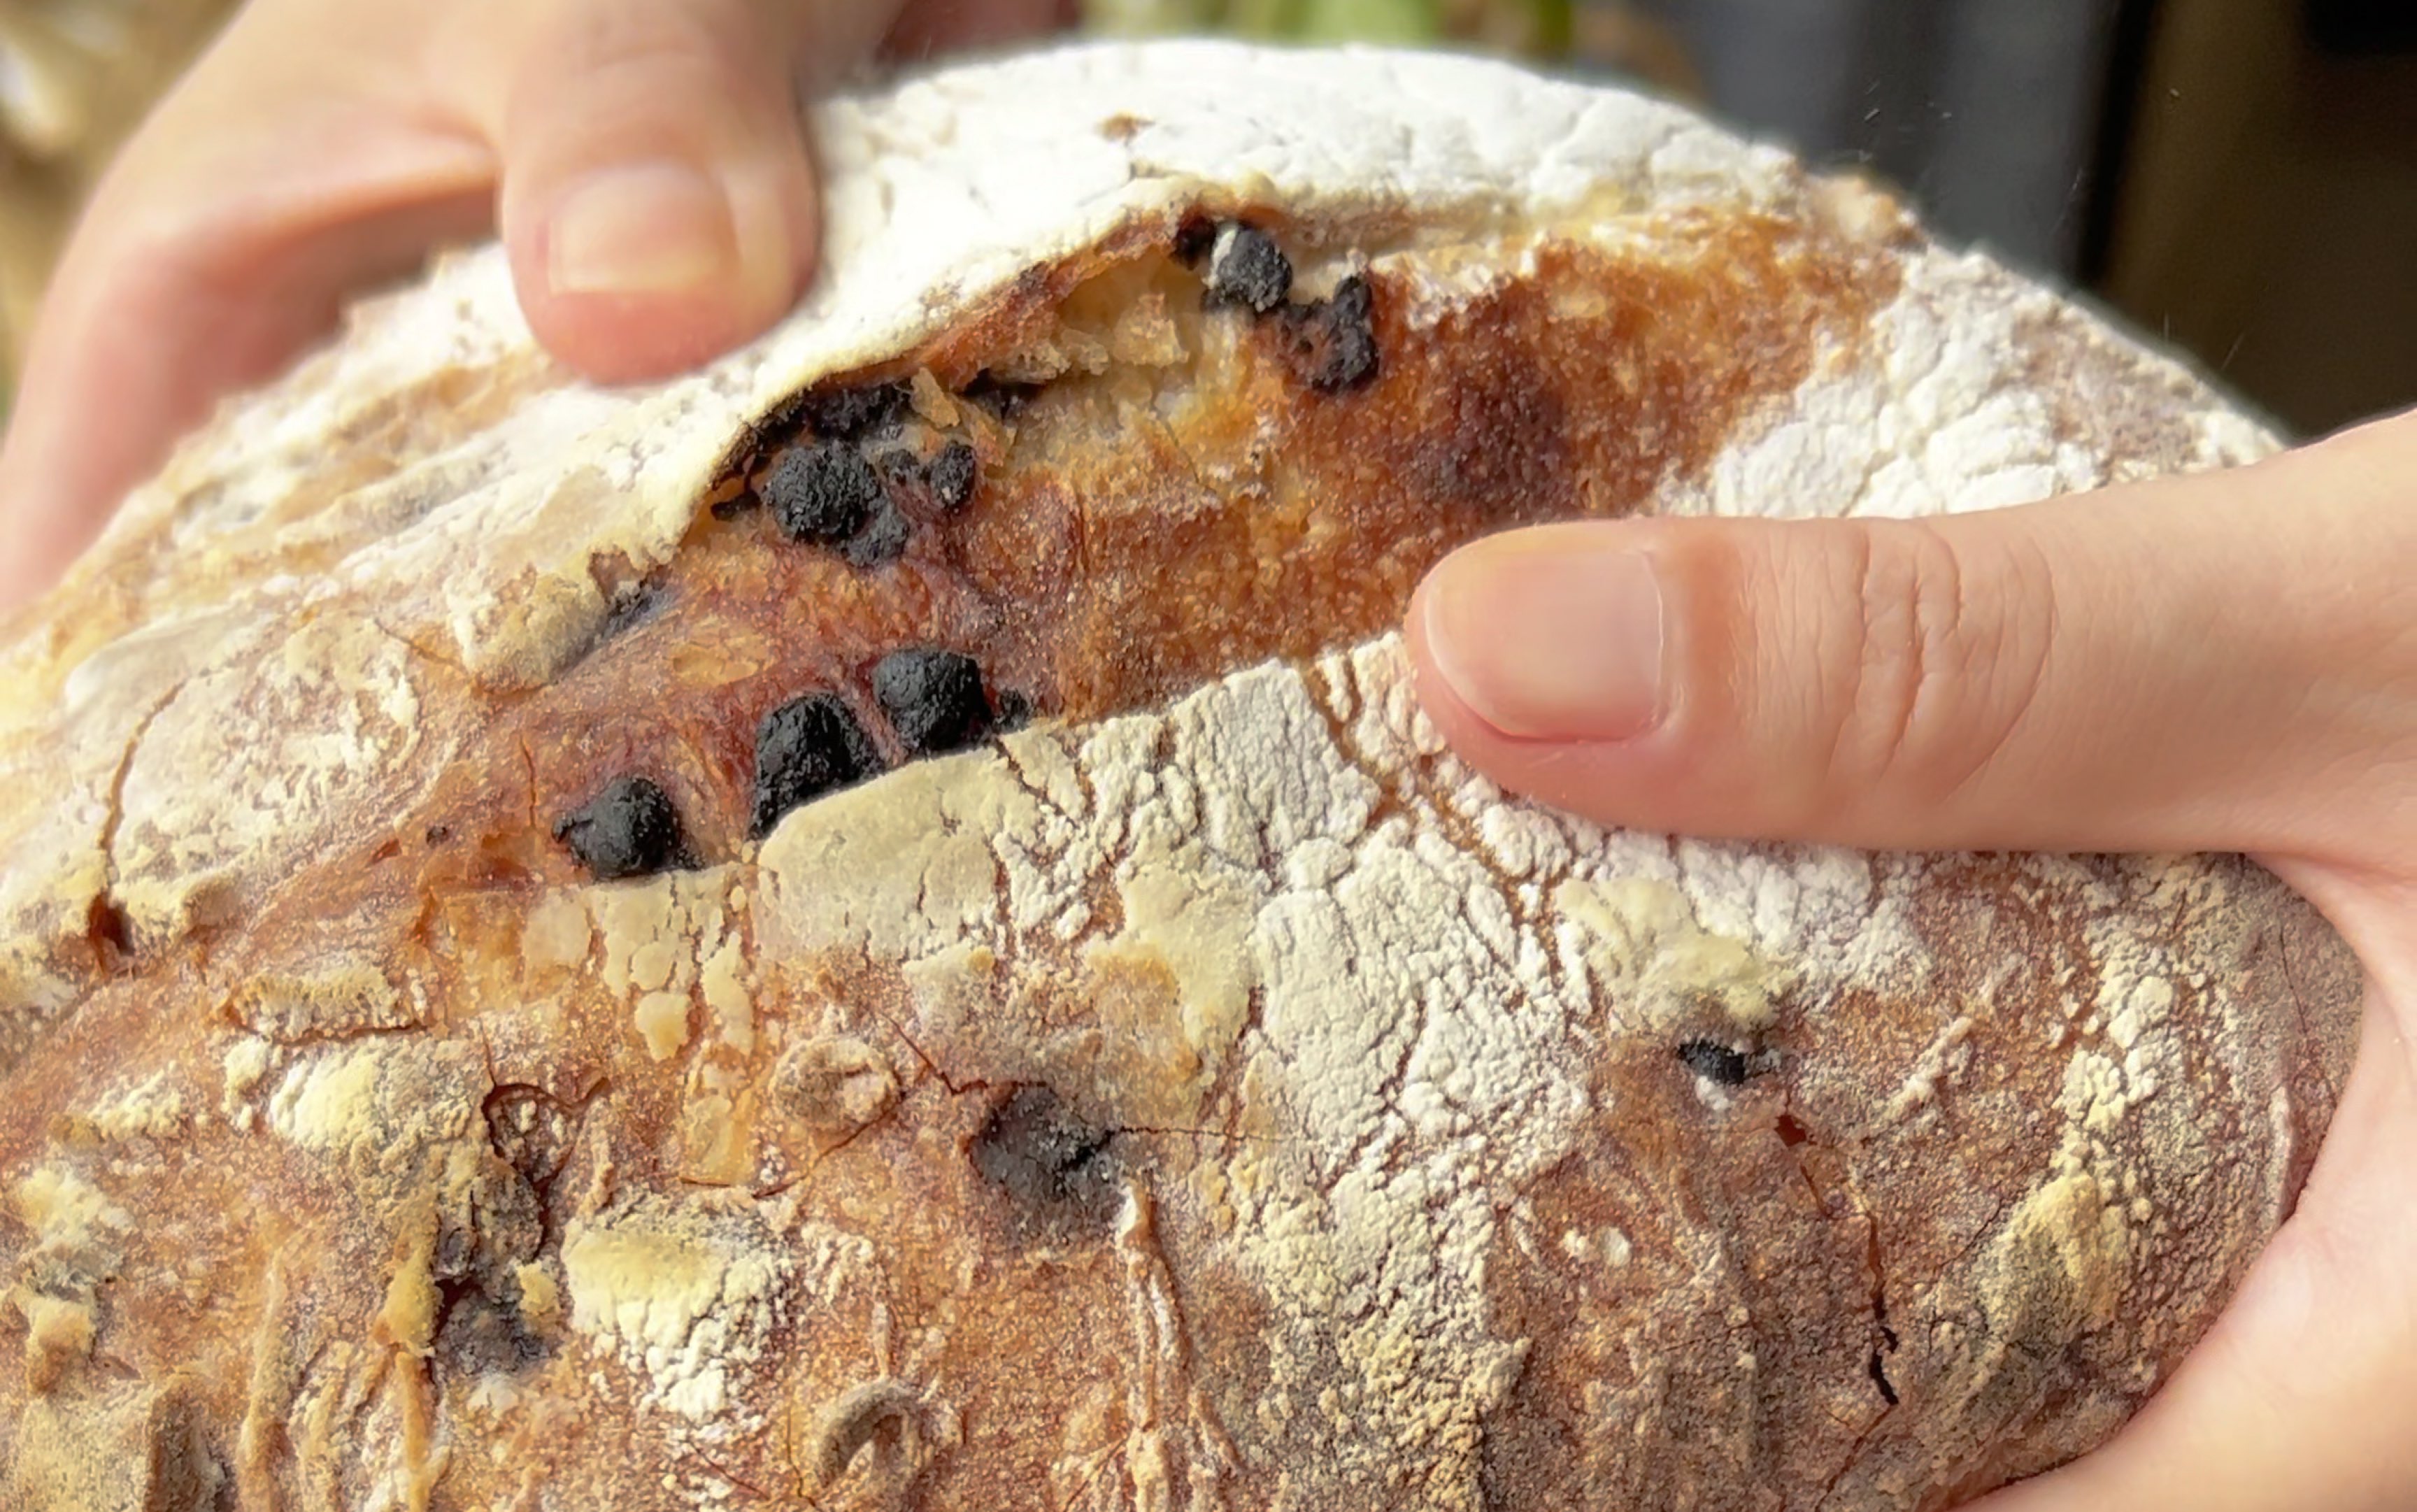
[494,0,854,384]
[1406,412,2417,873]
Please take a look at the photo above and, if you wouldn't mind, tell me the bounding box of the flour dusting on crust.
[0,39,2358,1512]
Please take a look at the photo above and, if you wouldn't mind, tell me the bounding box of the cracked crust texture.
[0,38,2363,1512]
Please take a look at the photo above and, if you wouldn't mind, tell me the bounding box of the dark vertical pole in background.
[1637,0,2142,281]
[1911,0,2123,275]
[2076,0,2163,287]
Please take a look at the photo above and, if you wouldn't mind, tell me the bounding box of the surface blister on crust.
[0,38,2362,1512]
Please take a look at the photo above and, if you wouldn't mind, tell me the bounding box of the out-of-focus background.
[0,0,2409,437]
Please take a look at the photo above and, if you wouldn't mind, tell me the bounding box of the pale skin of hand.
[1411,411,2417,1511]
[9,3,2417,1504]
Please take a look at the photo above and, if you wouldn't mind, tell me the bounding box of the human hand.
[0,0,1066,613]
[1408,408,2417,1509]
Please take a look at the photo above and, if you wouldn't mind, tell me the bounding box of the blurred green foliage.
[1081,0,1572,60]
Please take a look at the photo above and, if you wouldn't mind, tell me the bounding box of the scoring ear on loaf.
[0,40,2360,1512]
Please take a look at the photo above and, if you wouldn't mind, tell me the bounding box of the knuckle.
[576,0,762,69]
[506,0,790,149]
[517,0,741,102]
[1830,520,2055,804]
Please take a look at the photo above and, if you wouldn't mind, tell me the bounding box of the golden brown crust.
[0,40,2357,1512]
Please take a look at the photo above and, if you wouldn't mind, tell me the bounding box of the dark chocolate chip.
[1676,1039,1751,1087]
[804,380,911,440]
[971,1085,1119,1211]
[842,498,914,567]
[553,776,687,881]
[751,694,883,839]
[766,441,883,546]
[992,690,1034,733]
[1276,273,1379,392]
[1204,222,1293,314]
[925,441,979,513]
[872,648,992,756]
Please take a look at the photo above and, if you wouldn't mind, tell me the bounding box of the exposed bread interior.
[0,41,2360,1512]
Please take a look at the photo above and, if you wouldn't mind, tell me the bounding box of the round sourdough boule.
[0,39,2363,1512]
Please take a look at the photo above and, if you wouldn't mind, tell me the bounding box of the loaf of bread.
[0,41,2360,1512]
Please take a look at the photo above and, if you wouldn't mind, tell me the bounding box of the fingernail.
[1421,536,1669,741]
[546,160,739,297]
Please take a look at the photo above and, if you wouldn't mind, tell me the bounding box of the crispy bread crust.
[0,41,2356,1512]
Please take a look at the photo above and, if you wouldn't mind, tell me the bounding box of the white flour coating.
[0,38,2234,1002]
[0,39,2352,1512]
[1671,243,2274,532]
[754,636,2050,1501]
[563,1204,791,1422]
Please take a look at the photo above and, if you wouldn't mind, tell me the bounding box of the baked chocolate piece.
[750,694,883,839]
[0,41,2360,1512]
[553,776,691,880]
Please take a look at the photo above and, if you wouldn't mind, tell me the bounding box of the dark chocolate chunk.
[1204,222,1293,314]
[1276,273,1380,392]
[971,1085,1119,1213]
[925,441,979,513]
[803,380,911,440]
[766,441,883,546]
[842,497,914,567]
[752,694,883,839]
[992,690,1034,733]
[552,776,687,881]
[1676,1038,1751,1087]
[873,648,992,755]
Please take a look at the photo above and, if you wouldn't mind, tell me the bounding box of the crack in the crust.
[687,1450,771,1503]
[1298,664,1616,1190]
[365,614,473,682]
[1202,983,1268,1144]
[1942,1188,2020,1278]
[997,734,1076,818]
[1308,670,1584,1020]
[89,682,189,968]
[1056,1443,1120,1512]
[867,1001,995,1100]
[1114,1120,1281,1146]
[1864,1213,1901,1407]
[1813,1231,1902,1506]
[1774,1090,1904,1509]
[1334,979,1432,1183]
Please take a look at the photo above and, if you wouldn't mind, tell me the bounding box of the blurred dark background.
[1579,0,2417,438]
